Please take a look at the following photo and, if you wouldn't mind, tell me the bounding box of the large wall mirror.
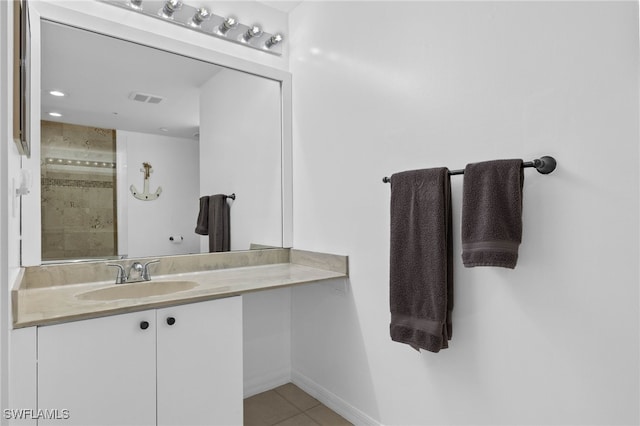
[22,2,292,265]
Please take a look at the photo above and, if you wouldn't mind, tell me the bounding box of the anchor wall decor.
[130,162,162,201]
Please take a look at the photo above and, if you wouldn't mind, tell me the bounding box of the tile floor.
[244,383,353,426]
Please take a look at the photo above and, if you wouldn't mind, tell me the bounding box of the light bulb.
[159,0,182,19]
[218,16,237,34]
[265,34,283,49]
[243,25,263,42]
[191,7,211,27]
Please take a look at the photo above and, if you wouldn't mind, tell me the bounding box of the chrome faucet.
[128,262,145,282]
[107,260,160,284]
[142,259,160,280]
[106,263,127,284]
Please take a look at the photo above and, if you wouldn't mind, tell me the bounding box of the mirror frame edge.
[22,0,293,266]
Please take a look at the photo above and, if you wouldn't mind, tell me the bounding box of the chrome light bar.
[100,0,284,56]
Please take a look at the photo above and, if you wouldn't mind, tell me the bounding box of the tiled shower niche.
[41,120,118,261]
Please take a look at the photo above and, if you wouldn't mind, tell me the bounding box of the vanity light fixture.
[101,0,285,56]
[190,7,211,28]
[160,0,182,19]
[49,90,66,97]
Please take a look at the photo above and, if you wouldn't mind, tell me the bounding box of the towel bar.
[382,156,556,183]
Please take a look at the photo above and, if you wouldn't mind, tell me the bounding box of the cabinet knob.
[166,317,176,326]
[139,320,150,330]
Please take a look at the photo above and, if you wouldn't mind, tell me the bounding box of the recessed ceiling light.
[49,90,66,97]
[48,112,62,117]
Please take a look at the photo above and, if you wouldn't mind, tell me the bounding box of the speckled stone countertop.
[13,249,348,328]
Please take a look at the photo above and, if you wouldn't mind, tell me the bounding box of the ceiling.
[41,20,223,140]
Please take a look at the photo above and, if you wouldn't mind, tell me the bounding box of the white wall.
[1,1,32,423]
[199,68,282,251]
[0,1,11,420]
[117,130,200,258]
[243,288,292,397]
[290,2,639,425]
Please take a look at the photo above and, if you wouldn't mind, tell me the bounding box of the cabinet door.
[157,296,243,426]
[38,311,156,426]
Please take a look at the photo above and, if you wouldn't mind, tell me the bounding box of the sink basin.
[76,280,199,301]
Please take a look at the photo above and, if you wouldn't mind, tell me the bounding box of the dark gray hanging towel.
[461,159,524,268]
[208,194,230,252]
[195,195,230,252]
[195,196,210,235]
[389,168,453,353]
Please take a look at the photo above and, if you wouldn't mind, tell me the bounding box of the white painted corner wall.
[289,2,639,425]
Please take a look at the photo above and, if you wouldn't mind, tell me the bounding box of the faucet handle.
[106,263,127,284]
[142,259,160,280]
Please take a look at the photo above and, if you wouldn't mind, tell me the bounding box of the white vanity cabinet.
[37,296,242,426]
[156,297,243,426]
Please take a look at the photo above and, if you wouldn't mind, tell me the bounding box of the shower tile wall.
[41,120,117,261]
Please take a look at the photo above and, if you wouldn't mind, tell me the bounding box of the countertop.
[13,249,348,328]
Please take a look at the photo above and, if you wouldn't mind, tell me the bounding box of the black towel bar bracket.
[382,155,556,183]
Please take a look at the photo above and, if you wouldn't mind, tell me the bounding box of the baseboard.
[291,370,381,426]
[243,367,292,398]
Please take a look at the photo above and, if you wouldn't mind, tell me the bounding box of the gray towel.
[208,194,230,252]
[195,196,209,235]
[389,168,453,353]
[195,195,230,252]
[461,159,524,268]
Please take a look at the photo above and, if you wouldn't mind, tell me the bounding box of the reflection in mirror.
[41,120,119,260]
[38,20,283,263]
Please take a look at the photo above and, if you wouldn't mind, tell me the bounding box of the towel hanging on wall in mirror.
[130,162,162,201]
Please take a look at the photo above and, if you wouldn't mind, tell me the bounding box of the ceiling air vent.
[128,92,165,104]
